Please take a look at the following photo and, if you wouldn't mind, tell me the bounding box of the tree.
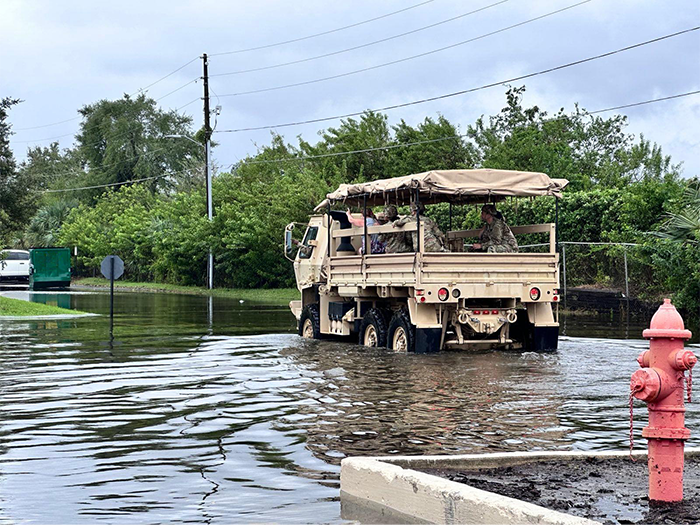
[467,86,681,191]
[74,93,202,198]
[0,97,38,245]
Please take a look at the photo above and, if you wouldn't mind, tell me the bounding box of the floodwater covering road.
[0,289,698,524]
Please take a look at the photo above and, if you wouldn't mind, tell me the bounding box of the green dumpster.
[29,248,71,290]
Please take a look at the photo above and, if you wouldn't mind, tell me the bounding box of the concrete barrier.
[340,448,700,524]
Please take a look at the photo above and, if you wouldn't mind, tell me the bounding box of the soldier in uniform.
[472,204,518,253]
[393,202,448,252]
[377,205,412,253]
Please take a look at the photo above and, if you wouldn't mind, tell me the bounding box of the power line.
[40,174,166,193]
[36,89,700,190]
[211,0,510,78]
[230,89,700,166]
[238,135,462,166]
[215,27,700,134]
[209,0,435,57]
[13,56,200,132]
[588,90,700,114]
[215,0,591,98]
[14,77,201,146]
[39,167,198,194]
[137,56,200,95]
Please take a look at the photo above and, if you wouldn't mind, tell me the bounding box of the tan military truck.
[284,169,568,353]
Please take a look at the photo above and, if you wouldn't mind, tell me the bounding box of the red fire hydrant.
[631,299,697,502]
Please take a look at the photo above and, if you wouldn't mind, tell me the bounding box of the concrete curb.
[340,448,700,524]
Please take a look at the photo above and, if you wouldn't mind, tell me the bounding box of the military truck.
[285,169,567,353]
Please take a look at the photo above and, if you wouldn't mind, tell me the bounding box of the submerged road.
[0,290,698,523]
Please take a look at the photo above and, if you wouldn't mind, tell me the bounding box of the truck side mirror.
[285,230,293,255]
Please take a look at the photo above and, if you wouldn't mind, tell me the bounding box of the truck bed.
[329,252,559,290]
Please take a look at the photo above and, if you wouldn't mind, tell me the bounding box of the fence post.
[562,243,567,309]
[624,246,630,312]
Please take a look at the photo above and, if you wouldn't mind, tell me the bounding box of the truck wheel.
[299,304,322,339]
[388,309,415,353]
[359,308,390,348]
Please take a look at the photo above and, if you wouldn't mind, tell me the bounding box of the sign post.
[101,255,124,322]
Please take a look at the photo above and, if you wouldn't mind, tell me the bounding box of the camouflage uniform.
[480,218,518,253]
[393,215,448,252]
[377,205,411,253]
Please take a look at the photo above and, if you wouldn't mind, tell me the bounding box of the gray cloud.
[2,0,699,175]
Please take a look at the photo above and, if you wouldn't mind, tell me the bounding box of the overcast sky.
[2,0,699,177]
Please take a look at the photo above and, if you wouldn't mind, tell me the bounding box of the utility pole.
[202,53,214,290]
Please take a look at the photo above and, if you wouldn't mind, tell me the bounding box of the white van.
[0,250,31,284]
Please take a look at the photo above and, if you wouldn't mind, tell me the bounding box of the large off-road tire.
[358,308,390,348]
[388,309,416,353]
[299,304,322,339]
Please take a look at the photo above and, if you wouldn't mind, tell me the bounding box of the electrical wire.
[14,77,201,146]
[40,174,166,193]
[215,27,700,134]
[211,0,510,77]
[38,89,700,191]
[238,135,462,165]
[209,0,435,57]
[229,89,700,166]
[13,56,201,132]
[215,0,591,98]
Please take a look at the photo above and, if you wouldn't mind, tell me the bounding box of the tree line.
[1,87,699,311]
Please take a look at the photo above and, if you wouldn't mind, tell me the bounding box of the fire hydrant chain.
[628,391,637,462]
[687,368,693,403]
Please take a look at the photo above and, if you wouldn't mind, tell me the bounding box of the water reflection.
[0,290,698,523]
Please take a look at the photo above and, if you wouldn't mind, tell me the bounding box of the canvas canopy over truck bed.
[314,169,568,209]
[290,169,569,353]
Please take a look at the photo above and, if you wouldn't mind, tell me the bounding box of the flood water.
[1,289,699,524]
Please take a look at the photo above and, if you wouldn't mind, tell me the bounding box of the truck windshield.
[300,226,318,259]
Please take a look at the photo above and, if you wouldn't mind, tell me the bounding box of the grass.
[75,278,299,305]
[0,295,87,317]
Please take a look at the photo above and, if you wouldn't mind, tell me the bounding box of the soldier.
[393,202,448,252]
[472,204,518,253]
[378,205,412,253]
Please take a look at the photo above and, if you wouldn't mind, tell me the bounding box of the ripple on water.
[0,293,697,523]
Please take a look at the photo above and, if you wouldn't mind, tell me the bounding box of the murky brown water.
[0,290,698,523]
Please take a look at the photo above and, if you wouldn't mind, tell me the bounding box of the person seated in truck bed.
[392,202,448,252]
[377,205,412,254]
[345,207,385,254]
[471,204,518,253]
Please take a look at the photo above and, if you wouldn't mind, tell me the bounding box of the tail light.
[491,310,498,315]
[452,289,461,298]
[415,289,425,296]
[553,296,559,302]
[438,288,449,301]
[473,310,480,315]
[530,287,541,301]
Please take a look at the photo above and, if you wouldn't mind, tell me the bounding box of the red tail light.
[530,287,541,301]
[473,310,480,315]
[438,288,449,301]
[491,310,499,315]
[415,289,425,296]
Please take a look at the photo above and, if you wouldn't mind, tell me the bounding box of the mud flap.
[511,310,559,352]
[530,325,559,352]
[415,328,442,354]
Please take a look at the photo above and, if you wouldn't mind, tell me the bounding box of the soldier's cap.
[481,204,498,216]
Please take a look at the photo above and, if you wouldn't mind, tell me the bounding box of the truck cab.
[286,169,567,353]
